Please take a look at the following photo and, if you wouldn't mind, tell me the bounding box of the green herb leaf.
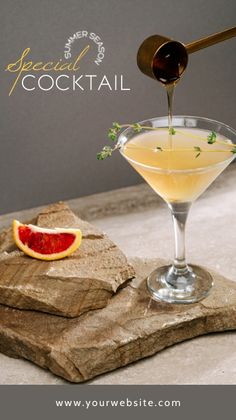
[97,146,113,160]
[108,128,117,141]
[156,146,163,152]
[112,122,121,131]
[207,131,217,144]
[231,147,236,154]
[169,127,176,135]
[133,123,142,133]
[194,146,202,158]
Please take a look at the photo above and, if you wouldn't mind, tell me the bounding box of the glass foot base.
[147,264,213,304]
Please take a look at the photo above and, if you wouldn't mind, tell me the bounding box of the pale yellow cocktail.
[117,116,236,303]
[122,128,233,203]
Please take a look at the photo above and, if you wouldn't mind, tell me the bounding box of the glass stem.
[168,202,191,275]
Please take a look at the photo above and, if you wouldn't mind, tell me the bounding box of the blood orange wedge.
[13,220,82,261]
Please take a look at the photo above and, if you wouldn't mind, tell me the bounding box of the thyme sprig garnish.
[97,122,146,160]
[194,146,202,158]
[207,131,217,144]
[97,123,236,160]
[97,145,116,160]
[169,127,176,135]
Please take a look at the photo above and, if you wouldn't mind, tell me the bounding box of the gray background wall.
[1,0,236,214]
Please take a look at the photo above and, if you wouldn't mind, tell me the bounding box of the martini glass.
[118,116,236,304]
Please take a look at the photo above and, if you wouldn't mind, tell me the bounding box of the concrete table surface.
[0,164,235,385]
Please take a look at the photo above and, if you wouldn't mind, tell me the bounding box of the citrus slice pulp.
[13,220,82,261]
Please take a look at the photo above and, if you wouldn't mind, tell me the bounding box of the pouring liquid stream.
[152,43,180,151]
[166,83,175,150]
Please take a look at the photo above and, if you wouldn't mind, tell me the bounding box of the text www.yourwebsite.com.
[55,398,181,409]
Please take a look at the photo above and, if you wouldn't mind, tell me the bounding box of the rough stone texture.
[0,165,235,384]
[0,258,236,383]
[0,202,134,317]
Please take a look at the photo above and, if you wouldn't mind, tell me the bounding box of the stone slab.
[0,164,235,385]
[0,202,134,317]
[0,258,236,383]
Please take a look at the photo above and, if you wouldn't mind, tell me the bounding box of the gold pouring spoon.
[137,26,236,84]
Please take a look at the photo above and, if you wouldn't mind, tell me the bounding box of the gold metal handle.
[186,26,236,54]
